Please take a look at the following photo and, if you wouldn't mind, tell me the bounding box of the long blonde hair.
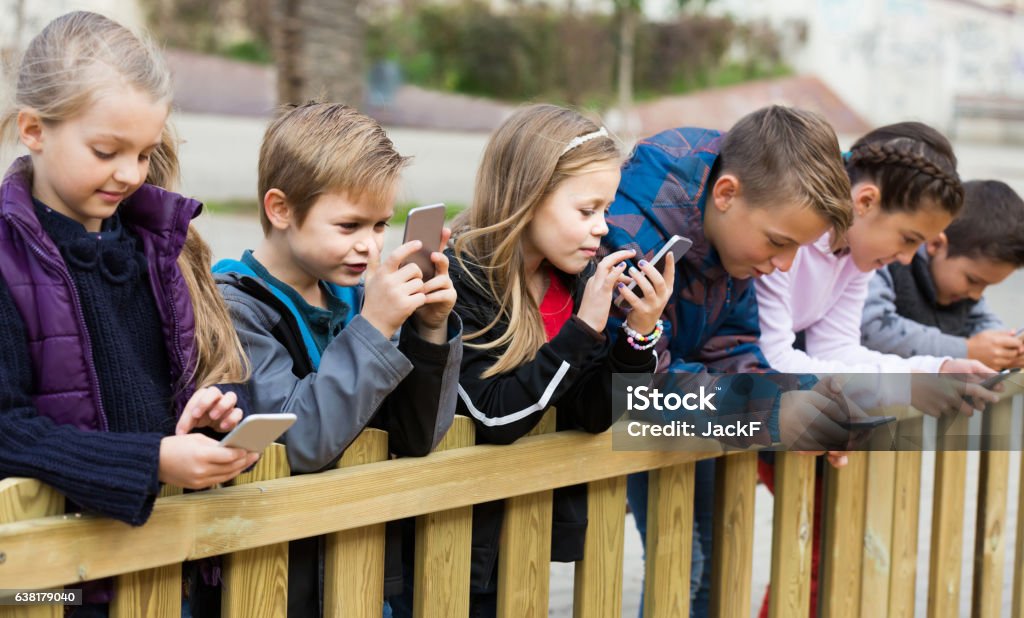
[453,104,619,378]
[1,11,249,388]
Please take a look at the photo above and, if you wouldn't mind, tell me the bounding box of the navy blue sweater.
[0,203,241,525]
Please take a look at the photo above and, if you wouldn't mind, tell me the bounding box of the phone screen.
[614,235,692,306]
[401,204,446,280]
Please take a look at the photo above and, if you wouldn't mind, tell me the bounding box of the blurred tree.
[272,0,365,106]
[613,0,714,112]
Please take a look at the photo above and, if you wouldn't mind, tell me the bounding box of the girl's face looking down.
[844,181,953,272]
[18,87,168,233]
[522,161,621,276]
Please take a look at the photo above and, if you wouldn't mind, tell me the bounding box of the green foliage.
[199,199,465,225]
[221,39,273,65]
[366,2,788,104]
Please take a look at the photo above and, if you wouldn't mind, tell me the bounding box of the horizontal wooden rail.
[0,428,722,590]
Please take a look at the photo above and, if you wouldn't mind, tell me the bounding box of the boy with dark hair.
[862,179,1024,369]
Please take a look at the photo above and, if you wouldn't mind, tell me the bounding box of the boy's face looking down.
[264,187,396,287]
[703,173,832,280]
[926,234,1017,305]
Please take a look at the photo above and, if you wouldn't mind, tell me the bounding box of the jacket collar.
[1,156,201,254]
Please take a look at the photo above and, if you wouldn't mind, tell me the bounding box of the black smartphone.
[836,415,898,431]
[980,367,1022,390]
[613,235,692,307]
[401,203,446,279]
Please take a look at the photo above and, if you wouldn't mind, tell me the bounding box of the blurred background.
[2,2,1024,614]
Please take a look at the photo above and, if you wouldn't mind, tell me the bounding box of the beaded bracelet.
[623,319,663,351]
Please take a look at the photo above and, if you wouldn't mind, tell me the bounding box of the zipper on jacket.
[8,215,110,431]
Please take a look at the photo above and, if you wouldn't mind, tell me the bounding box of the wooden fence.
[0,381,1022,617]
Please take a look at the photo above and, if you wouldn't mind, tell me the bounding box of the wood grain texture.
[769,453,815,618]
[859,451,896,616]
[927,450,968,618]
[0,431,742,590]
[325,429,390,618]
[820,452,867,618]
[887,447,922,618]
[414,418,475,618]
[709,452,757,618]
[221,444,290,618]
[0,478,64,618]
[643,463,694,618]
[497,410,556,618]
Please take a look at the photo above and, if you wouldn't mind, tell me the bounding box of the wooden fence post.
[414,417,475,618]
[709,451,757,618]
[324,429,390,618]
[769,452,816,618]
[110,485,184,618]
[496,409,557,618]
[643,461,695,618]
[222,443,290,618]
[0,478,64,618]
[820,451,868,618]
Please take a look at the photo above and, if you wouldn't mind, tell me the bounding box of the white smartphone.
[613,235,693,307]
[220,413,297,453]
[401,203,446,280]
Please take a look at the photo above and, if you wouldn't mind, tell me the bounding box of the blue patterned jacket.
[603,127,796,444]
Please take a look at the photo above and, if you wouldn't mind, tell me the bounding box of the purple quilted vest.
[0,157,199,430]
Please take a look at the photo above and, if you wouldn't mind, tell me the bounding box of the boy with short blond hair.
[214,102,462,617]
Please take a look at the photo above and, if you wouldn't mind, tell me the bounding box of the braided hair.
[846,122,964,216]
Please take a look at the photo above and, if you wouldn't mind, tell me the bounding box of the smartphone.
[980,368,1022,390]
[401,203,446,280]
[613,235,693,307]
[837,415,898,431]
[220,413,297,453]
[1015,326,1024,341]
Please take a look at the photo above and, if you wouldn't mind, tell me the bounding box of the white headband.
[560,127,609,156]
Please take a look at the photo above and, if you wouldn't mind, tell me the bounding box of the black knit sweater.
[0,203,213,525]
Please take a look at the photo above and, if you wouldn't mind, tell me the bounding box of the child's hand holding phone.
[362,240,430,340]
[411,227,457,344]
[966,329,1024,370]
[576,249,637,333]
[617,251,676,335]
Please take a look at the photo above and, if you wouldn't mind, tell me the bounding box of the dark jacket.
[447,250,656,593]
[861,245,1004,357]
